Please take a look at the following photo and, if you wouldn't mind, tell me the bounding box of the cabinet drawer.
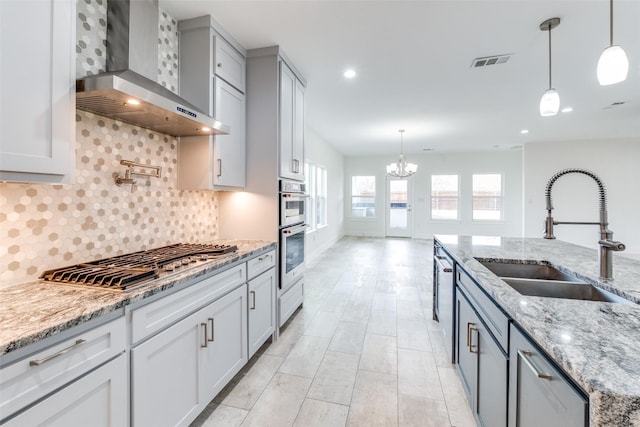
[457,268,510,351]
[279,279,304,327]
[214,35,245,92]
[247,250,276,280]
[131,264,246,344]
[0,316,125,420]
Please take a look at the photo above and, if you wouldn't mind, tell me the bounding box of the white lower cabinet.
[131,284,247,427]
[248,268,276,357]
[3,354,127,427]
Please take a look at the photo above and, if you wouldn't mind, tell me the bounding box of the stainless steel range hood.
[76,0,228,137]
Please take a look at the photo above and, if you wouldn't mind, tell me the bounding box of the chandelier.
[386,129,417,178]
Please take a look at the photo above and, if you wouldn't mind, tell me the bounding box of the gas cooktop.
[39,243,238,292]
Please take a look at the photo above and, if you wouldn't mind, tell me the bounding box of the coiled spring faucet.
[543,168,625,280]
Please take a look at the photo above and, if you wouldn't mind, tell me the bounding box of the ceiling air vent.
[471,54,511,68]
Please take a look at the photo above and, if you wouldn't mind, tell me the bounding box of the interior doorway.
[386,177,413,238]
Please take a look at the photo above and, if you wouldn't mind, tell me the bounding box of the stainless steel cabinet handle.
[250,291,256,310]
[466,322,473,349]
[217,158,222,177]
[29,339,87,366]
[208,318,215,342]
[258,255,268,261]
[518,349,553,380]
[435,256,453,273]
[469,325,479,354]
[201,323,208,348]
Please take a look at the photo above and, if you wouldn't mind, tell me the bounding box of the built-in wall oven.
[280,179,307,227]
[279,179,307,326]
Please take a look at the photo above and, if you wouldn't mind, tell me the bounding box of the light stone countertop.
[435,235,640,427]
[0,240,276,357]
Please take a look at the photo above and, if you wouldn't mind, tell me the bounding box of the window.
[473,174,503,220]
[431,175,459,220]
[351,176,376,218]
[305,163,328,230]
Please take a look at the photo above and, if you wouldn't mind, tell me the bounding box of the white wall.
[344,150,524,239]
[523,139,640,256]
[305,128,345,262]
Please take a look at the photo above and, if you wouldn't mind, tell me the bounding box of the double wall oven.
[279,179,307,326]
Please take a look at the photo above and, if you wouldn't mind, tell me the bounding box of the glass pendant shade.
[540,88,560,116]
[597,45,629,85]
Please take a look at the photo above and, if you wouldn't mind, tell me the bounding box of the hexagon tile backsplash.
[0,111,219,288]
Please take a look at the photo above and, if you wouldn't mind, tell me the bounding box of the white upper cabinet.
[178,16,246,190]
[279,62,305,181]
[0,0,76,183]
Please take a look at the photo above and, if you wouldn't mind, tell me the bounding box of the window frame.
[472,173,504,222]
[305,162,328,232]
[430,174,460,221]
[350,175,376,219]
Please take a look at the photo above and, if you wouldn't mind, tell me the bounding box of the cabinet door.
[509,325,587,427]
[456,292,478,403]
[476,317,507,427]
[0,0,75,183]
[214,36,246,93]
[200,284,248,401]
[248,268,276,357]
[292,79,305,181]
[279,62,296,180]
[131,310,203,427]
[213,77,246,188]
[3,355,127,427]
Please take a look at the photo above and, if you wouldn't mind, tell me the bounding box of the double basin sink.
[476,259,630,304]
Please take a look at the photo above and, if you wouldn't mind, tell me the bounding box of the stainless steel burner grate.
[40,243,238,291]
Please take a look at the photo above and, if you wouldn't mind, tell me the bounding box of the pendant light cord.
[609,0,614,46]
[548,26,552,89]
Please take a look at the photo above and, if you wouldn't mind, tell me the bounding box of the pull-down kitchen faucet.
[543,168,625,280]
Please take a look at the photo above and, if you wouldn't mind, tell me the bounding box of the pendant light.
[597,0,628,85]
[539,18,561,117]
[386,129,417,178]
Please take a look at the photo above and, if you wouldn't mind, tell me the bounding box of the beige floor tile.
[264,320,305,358]
[398,394,451,427]
[366,310,397,336]
[347,370,398,427]
[328,321,367,355]
[191,403,248,427]
[397,318,432,351]
[397,299,425,322]
[239,373,312,427]
[429,328,455,368]
[372,292,397,312]
[293,398,349,427]
[278,335,330,378]
[307,351,359,405]
[214,354,285,409]
[359,333,397,375]
[340,298,372,324]
[438,367,476,427]
[304,310,342,338]
[398,348,445,401]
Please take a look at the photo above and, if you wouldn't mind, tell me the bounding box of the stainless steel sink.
[476,259,580,282]
[501,278,627,303]
[475,259,630,304]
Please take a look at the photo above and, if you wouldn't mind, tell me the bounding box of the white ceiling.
[160,0,640,156]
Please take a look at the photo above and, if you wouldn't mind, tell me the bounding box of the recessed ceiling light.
[561,107,573,113]
[520,129,529,134]
[344,69,356,79]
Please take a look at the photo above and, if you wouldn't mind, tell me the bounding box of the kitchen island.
[436,235,640,426]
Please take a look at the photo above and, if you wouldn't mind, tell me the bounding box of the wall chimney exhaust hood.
[76,0,229,137]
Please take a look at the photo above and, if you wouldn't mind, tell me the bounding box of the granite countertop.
[0,240,276,357]
[435,235,640,426]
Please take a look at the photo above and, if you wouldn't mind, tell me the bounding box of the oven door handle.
[281,193,310,198]
[282,224,308,235]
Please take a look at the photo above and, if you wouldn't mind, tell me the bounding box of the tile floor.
[191,237,476,427]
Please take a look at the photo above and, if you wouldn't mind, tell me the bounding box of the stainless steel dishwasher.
[433,242,455,363]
